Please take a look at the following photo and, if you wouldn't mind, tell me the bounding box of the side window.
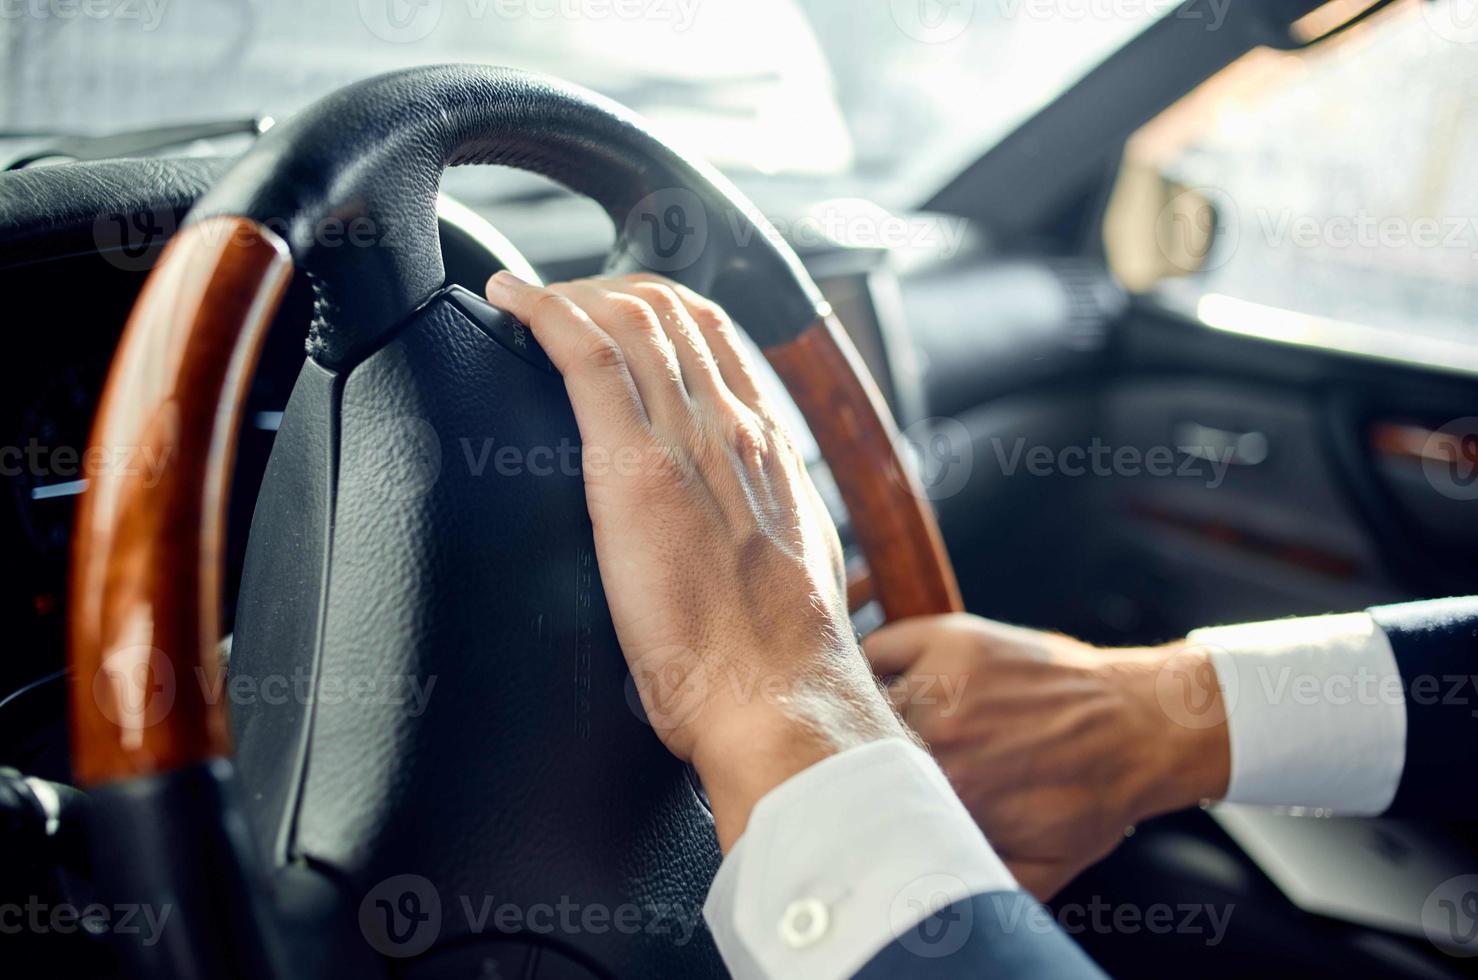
[1106,0,1478,355]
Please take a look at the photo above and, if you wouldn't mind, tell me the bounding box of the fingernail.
[487,269,527,293]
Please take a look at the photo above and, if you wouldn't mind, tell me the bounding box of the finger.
[622,274,764,409]
[546,280,690,429]
[485,271,651,447]
[602,279,730,405]
[862,616,956,677]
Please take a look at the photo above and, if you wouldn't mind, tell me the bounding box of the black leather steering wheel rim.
[191,63,825,368]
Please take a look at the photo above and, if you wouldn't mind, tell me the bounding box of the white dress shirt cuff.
[1191,612,1406,814]
[703,737,1017,980]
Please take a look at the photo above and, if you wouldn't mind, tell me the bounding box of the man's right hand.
[864,614,1232,898]
[485,271,904,853]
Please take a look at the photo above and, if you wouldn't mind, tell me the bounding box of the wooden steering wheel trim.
[69,220,959,787]
[766,316,963,620]
[70,217,292,786]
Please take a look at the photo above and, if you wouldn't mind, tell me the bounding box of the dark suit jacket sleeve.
[854,891,1106,979]
[1369,596,1478,817]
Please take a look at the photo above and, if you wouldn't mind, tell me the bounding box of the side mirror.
[1104,164,1225,292]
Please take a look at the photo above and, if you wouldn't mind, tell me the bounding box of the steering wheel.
[69,65,961,979]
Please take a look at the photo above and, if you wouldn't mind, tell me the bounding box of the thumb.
[862,615,957,677]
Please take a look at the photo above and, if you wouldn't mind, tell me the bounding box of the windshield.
[0,0,1161,207]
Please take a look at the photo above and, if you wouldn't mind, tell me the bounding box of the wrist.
[691,688,904,852]
[1096,642,1232,821]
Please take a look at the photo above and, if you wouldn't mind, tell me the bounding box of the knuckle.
[629,282,683,315]
[688,303,729,336]
[604,295,659,333]
[728,414,771,464]
[757,409,791,444]
[571,330,626,372]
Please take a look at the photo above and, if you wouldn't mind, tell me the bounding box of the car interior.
[2,0,1477,977]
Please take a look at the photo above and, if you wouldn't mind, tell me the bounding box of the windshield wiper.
[3,117,272,170]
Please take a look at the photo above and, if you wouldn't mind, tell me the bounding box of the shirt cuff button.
[779,898,830,949]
